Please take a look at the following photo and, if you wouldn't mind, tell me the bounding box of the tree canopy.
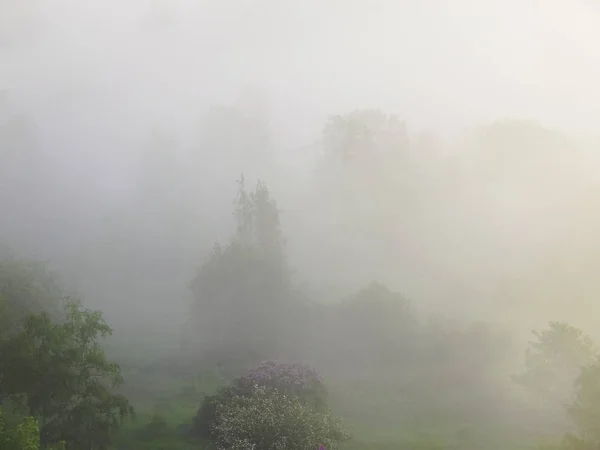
[0,259,133,450]
[188,176,291,365]
[513,321,597,408]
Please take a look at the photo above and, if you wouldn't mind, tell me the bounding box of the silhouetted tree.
[189,177,291,366]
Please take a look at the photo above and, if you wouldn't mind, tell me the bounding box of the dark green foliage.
[0,407,65,450]
[191,390,230,440]
[0,300,133,449]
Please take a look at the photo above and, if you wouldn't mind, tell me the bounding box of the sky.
[2,0,600,151]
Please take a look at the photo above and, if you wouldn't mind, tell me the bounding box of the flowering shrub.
[233,361,328,411]
[211,384,350,450]
[192,361,347,449]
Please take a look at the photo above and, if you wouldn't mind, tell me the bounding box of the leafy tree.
[302,282,418,373]
[337,282,416,337]
[532,360,600,450]
[0,301,133,449]
[0,407,65,450]
[567,359,600,446]
[188,177,291,364]
[322,109,408,163]
[211,384,350,450]
[306,111,415,290]
[513,322,597,408]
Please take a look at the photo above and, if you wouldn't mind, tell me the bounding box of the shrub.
[234,361,328,411]
[212,384,350,450]
[192,361,344,448]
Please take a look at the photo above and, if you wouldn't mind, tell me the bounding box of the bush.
[192,360,328,439]
[192,361,348,449]
[212,384,350,450]
[235,361,328,411]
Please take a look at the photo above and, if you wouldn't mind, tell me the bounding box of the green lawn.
[107,340,560,450]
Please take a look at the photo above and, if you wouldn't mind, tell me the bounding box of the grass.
[106,339,559,450]
[110,370,531,450]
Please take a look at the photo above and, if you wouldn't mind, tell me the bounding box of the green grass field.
[108,362,553,450]
[105,333,561,450]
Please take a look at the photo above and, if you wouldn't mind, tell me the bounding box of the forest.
[4,1,600,449]
[3,103,600,450]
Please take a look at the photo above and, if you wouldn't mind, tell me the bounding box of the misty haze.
[2,1,600,449]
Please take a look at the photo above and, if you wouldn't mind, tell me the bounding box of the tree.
[322,109,408,163]
[303,110,416,293]
[188,177,291,365]
[327,282,417,366]
[513,322,597,408]
[232,176,287,265]
[566,359,600,446]
[0,301,133,449]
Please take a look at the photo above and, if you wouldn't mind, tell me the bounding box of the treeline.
[181,175,600,444]
[4,175,600,449]
[4,105,600,449]
[6,104,600,334]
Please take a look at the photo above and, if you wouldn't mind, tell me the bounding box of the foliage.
[299,282,419,373]
[520,324,600,450]
[0,301,133,449]
[568,359,600,445]
[513,322,597,407]
[211,384,350,450]
[239,361,328,410]
[337,282,416,341]
[0,407,65,450]
[192,361,329,442]
[188,177,291,363]
[322,109,408,163]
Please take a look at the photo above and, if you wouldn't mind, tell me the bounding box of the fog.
[2,1,600,447]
